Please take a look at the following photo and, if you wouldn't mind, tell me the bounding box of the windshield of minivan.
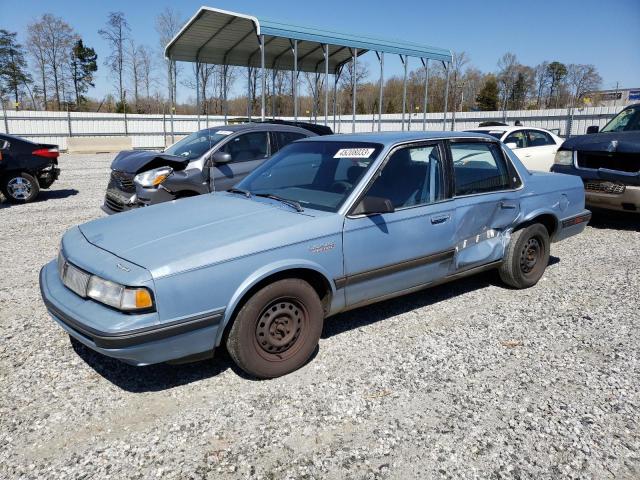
[601,106,640,132]
[236,141,383,212]
[163,129,231,160]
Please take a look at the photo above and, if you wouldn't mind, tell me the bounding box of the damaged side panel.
[451,195,520,270]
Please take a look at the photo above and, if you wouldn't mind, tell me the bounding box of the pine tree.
[0,29,32,107]
[70,39,98,107]
[476,75,499,111]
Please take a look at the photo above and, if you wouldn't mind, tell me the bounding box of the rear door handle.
[431,214,450,224]
[500,201,517,210]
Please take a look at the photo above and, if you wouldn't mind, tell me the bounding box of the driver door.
[208,131,270,192]
[342,142,456,307]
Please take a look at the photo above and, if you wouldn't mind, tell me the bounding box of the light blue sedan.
[40,132,591,378]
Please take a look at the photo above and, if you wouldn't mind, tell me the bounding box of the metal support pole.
[123,91,128,136]
[421,58,429,130]
[293,40,298,121]
[324,44,329,126]
[223,65,228,125]
[333,69,339,132]
[377,52,384,132]
[442,61,450,131]
[66,104,72,137]
[260,34,266,121]
[1,98,8,134]
[196,62,201,130]
[170,60,175,142]
[352,48,358,133]
[247,66,252,120]
[401,55,408,131]
[162,105,167,147]
[272,69,277,119]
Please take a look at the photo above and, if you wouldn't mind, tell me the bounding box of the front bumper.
[39,261,223,365]
[584,184,640,213]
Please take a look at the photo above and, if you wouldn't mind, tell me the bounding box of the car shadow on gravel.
[0,188,79,208]
[588,208,639,232]
[70,337,234,392]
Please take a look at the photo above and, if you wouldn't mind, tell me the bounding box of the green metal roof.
[165,7,452,73]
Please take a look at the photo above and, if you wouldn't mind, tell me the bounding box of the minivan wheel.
[1,172,40,203]
[499,223,550,289]
[226,279,324,379]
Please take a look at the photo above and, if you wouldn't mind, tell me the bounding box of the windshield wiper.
[227,187,252,198]
[255,193,304,212]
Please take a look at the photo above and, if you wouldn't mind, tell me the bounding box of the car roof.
[300,130,498,146]
[202,123,312,134]
[467,126,556,134]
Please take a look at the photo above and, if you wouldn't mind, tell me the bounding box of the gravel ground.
[0,153,639,479]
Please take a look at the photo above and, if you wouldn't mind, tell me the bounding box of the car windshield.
[236,141,383,212]
[601,106,640,132]
[466,130,504,140]
[163,129,231,160]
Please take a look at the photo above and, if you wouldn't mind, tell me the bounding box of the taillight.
[32,148,59,159]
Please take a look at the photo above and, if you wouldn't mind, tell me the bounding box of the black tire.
[499,223,550,289]
[1,172,40,204]
[226,279,324,379]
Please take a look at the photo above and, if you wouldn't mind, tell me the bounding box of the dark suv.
[551,103,639,213]
[103,122,330,214]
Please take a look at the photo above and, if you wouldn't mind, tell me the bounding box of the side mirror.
[586,125,599,134]
[353,196,395,216]
[211,151,232,164]
[505,142,518,150]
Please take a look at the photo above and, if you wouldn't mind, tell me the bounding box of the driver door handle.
[500,201,517,210]
[431,214,450,225]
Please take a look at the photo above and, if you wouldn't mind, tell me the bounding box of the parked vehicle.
[0,133,60,204]
[466,126,563,172]
[40,131,590,378]
[102,121,327,214]
[551,103,640,213]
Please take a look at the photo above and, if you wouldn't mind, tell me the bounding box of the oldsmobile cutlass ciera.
[40,132,591,378]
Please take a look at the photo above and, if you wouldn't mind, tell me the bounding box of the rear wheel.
[499,223,550,289]
[226,279,324,379]
[1,172,40,203]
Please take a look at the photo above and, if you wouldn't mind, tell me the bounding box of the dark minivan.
[103,121,330,214]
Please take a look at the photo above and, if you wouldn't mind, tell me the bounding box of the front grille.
[584,181,626,195]
[577,152,640,173]
[104,194,125,212]
[109,170,136,193]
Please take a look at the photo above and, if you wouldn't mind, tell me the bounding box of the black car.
[103,121,329,214]
[551,103,640,214]
[0,133,60,204]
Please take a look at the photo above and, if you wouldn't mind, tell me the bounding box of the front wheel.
[1,172,40,204]
[226,279,324,379]
[499,223,550,289]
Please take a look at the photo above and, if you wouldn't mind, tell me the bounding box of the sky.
[2,0,639,102]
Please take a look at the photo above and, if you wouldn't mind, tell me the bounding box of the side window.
[365,144,444,209]
[452,142,512,196]
[275,131,307,152]
[221,132,269,162]
[526,129,555,147]
[504,130,528,149]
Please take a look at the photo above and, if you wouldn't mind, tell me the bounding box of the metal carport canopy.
[164,7,453,73]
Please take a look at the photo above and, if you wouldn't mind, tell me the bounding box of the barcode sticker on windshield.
[333,148,375,159]
[216,130,233,135]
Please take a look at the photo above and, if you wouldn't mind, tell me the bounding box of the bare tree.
[566,64,602,107]
[26,14,74,110]
[155,7,183,107]
[497,52,519,112]
[339,58,369,114]
[533,62,550,109]
[127,40,142,111]
[138,45,155,100]
[99,12,130,112]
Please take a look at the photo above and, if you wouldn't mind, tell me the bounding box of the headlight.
[59,253,154,312]
[554,150,574,165]
[134,166,173,188]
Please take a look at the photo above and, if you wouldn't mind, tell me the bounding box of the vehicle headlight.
[134,166,173,188]
[58,251,154,312]
[554,150,574,165]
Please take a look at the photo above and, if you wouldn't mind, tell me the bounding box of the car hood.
[79,194,334,278]
[110,150,191,174]
[561,131,640,153]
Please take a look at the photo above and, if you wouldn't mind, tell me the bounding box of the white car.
[465,126,564,172]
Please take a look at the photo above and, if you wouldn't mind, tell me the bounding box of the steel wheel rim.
[7,177,33,200]
[520,237,543,276]
[254,297,308,361]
